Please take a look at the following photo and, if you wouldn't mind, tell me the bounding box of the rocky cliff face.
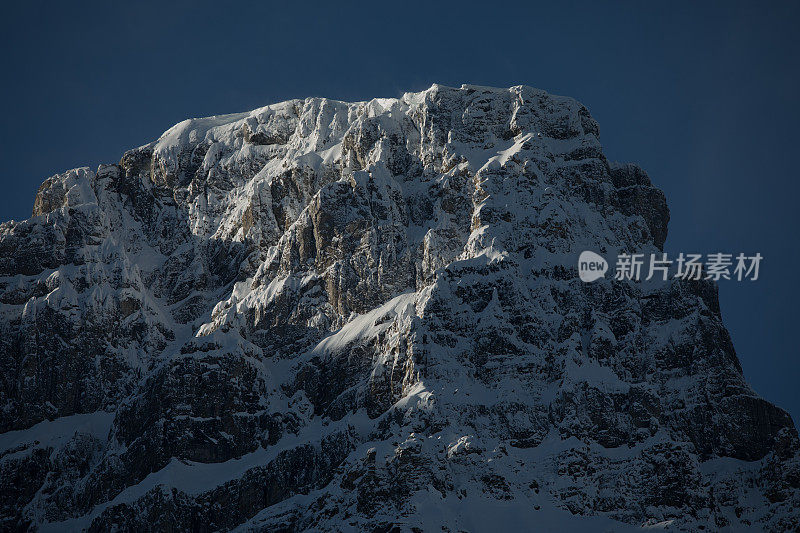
[1,84,798,531]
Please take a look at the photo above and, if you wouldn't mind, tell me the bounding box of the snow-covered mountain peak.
[0,84,797,531]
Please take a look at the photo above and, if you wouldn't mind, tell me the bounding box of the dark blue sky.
[2,1,798,423]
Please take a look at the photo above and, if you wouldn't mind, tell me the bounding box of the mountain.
[1,84,798,531]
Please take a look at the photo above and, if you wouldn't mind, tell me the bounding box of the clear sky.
[1,1,798,423]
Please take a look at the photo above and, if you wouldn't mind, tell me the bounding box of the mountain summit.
[1,84,797,531]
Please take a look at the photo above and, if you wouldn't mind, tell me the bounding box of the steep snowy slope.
[1,84,798,531]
